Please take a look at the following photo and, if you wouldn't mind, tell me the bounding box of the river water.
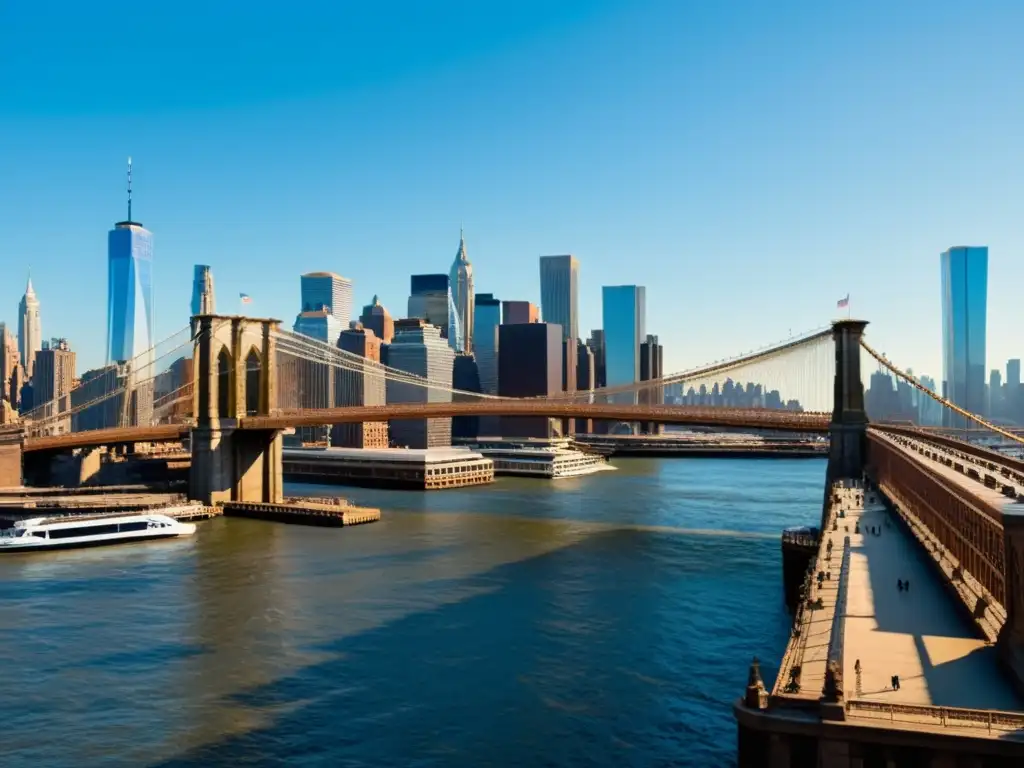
[0,457,825,767]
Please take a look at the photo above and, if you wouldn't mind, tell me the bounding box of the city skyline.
[3,2,1024,381]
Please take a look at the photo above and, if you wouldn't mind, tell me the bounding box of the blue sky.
[2,0,1022,382]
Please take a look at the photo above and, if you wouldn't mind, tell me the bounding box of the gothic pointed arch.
[245,345,262,416]
[217,346,232,418]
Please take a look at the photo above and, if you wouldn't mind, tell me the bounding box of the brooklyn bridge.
[5,314,1024,765]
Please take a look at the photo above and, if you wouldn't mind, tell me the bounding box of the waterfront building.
[300,272,353,324]
[474,293,501,394]
[602,285,646,412]
[358,295,395,344]
[940,246,987,426]
[539,255,579,343]
[386,319,455,449]
[107,159,154,365]
[448,229,474,353]
[639,333,664,435]
[31,339,76,435]
[407,274,450,335]
[502,300,539,325]
[282,446,494,490]
[331,325,388,449]
[18,276,41,378]
[498,322,562,438]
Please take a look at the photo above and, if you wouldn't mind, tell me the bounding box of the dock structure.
[222,499,381,527]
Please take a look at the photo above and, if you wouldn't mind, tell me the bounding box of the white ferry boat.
[0,512,197,553]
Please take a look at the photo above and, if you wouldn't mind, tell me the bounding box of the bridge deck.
[840,491,1022,713]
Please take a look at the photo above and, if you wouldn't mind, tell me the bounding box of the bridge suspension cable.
[860,339,1024,447]
[22,324,196,438]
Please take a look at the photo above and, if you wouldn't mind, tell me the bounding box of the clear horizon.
[3,0,1022,381]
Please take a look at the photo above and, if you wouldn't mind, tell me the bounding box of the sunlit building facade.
[448,230,474,353]
[940,246,987,426]
[300,272,353,323]
[539,255,579,343]
[473,293,501,394]
[602,285,646,408]
[107,223,154,364]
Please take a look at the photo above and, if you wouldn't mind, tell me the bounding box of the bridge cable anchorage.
[860,339,1024,446]
[22,323,198,438]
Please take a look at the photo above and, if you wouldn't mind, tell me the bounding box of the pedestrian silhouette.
[905,580,910,592]
[897,579,904,591]
[894,675,901,691]
[890,674,896,689]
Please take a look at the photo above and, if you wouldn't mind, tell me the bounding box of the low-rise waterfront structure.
[282,446,494,490]
[457,437,612,479]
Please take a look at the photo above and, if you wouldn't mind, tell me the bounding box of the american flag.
[837,295,849,309]
[239,293,252,304]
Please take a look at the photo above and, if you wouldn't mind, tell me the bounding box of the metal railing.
[846,700,1024,735]
[824,536,850,697]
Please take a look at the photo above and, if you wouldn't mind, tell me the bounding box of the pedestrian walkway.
[840,487,1021,713]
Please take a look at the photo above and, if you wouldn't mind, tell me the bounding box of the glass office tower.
[473,293,502,394]
[300,272,353,323]
[539,255,579,343]
[107,223,154,364]
[602,285,646,407]
[940,246,987,426]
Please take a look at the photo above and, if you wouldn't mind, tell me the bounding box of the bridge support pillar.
[827,320,869,482]
[0,425,24,489]
[189,314,283,505]
[998,508,1024,698]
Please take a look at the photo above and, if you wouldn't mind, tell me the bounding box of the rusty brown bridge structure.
[5,314,1024,765]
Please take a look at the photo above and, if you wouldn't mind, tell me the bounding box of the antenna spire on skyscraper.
[127,156,133,223]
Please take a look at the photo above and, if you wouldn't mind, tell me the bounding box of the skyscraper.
[387,319,455,448]
[293,308,345,346]
[408,274,450,334]
[359,296,395,344]
[0,323,21,406]
[498,323,563,438]
[448,229,474,353]
[586,329,606,389]
[501,300,539,325]
[32,338,76,434]
[602,285,646,409]
[539,255,579,343]
[107,158,154,365]
[1009,359,1022,389]
[940,246,987,425]
[332,325,388,448]
[191,265,216,317]
[473,293,501,394]
[300,272,353,323]
[639,334,664,435]
[17,277,41,379]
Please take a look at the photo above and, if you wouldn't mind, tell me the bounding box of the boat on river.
[0,512,196,553]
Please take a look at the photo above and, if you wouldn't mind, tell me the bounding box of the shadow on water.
[151,528,787,768]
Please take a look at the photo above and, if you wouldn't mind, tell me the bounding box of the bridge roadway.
[21,404,830,452]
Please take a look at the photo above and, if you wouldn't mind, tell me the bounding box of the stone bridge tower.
[822,320,869,526]
[190,314,284,505]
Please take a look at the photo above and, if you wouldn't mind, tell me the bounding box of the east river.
[0,457,825,767]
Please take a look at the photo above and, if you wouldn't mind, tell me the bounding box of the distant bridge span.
[242,402,831,432]
[22,402,830,452]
